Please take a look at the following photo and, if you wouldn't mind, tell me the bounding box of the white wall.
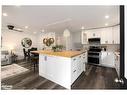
[1,30,38,60]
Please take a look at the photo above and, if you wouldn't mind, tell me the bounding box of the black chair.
[29,47,39,71]
[23,48,29,60]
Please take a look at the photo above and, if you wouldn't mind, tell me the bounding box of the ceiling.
[2,5,120,34]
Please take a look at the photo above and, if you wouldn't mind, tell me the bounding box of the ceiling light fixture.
[17,28,21,31]
[41,29,45,32]
[105,15,109,19]
[33,32,37,34]
[25,26,28,29]
[105,23,108,26]
[3,13,8,16]
[81,26,85,30]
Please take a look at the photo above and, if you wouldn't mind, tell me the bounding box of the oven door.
[88,56,99,64]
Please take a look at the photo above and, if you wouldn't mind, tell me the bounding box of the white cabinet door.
[39,55,47,76]
[114,53,120,77]
[112,25,120,44]
[71,56,79,84]
[101,52,115,68]
[81,31,88,44]
[71,54,85,84]
[101,27,113,44]
[77,55,83,76]
[81,52,87,71]
[86,29,101,38]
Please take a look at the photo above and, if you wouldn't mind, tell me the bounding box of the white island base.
[39,52,86,89]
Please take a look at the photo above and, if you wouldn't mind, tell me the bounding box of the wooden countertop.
[31,50,86,58]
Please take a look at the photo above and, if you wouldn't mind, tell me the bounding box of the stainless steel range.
[88,38,101,64]
[88,46,101,64]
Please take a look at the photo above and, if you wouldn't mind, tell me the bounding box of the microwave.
[88,38,100,44]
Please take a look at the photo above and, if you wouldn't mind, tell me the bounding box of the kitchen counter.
[31,50,86,58]
[35,50,87,89]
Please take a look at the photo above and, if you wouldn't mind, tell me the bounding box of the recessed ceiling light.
[81,26,85,30]
[33,32,37,34]
[41,29,45,32]
[105,23,108,26]
[105,15,109,19]
[17,28,21,31]
[15,5,21,7]
[3,13,8,16]
[25,26,28,29]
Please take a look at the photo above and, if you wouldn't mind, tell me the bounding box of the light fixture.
[41,29,45,32]
[105,23,108,26]
[105,15,109,19]
[63,29,70,37]
[15,5,21,7]
[33,32,37,34]
[81,26,85,30]
[16,28,21,31]
[25,26,28,29]
[3,13,8,16]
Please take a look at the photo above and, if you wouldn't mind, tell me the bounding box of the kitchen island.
[31,50,87,89]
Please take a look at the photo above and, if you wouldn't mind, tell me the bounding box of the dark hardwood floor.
[71,64,120,89]
[1,61,66,90]
[1,61,120,90]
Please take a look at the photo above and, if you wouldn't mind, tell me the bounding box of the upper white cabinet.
[101,27,113,44]
[87,29,101,38]
[81,25,120,45]
[81,29,101,44]
[81,30,88,44]
[112,25,120,44]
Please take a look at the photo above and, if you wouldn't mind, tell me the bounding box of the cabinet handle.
[73,58,76,61]
[79,56,81,58]
[83,57,85,58]
[73,70,76,73]
[44,56,47,61]
[112,40,114,44]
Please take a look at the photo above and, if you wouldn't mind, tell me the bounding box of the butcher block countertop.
[31,50,86,58]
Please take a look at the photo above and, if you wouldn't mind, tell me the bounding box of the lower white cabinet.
[71,52,87,84]
[71,55,83,84]
[100,51,115,68]
[39,54,71,89]
[81,52,87,71]
[114,53,120,77]
[39,52,87,89]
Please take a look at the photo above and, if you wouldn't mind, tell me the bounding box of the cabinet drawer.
[71,68,78,84]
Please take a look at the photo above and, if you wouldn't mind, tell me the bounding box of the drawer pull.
[44,56,47,61]
[73,58,76,61]
[73,70,76,73]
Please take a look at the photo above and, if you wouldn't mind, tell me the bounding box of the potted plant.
[52,45,64,52]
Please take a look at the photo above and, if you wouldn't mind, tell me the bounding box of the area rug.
[1,64,29,80]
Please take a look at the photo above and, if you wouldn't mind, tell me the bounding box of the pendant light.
[63,29,70,37]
